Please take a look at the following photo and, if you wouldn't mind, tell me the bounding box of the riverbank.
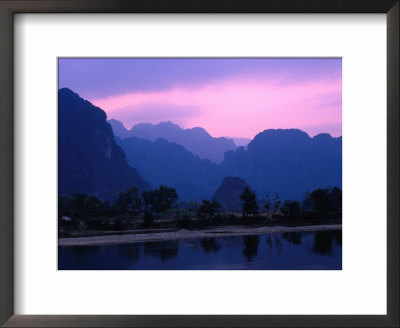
[58,224,341,246]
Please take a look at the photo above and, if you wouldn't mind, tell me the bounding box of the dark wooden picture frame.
[0,1,398,327]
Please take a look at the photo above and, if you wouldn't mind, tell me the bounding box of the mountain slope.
[58,88,150,202]
[220,129,342,201]
[116,136,219,202]
[118,128,341,203]
[61,90,341,203]
[212,177,252,211]
[108,119,236,163]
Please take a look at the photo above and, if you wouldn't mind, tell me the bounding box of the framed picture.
[57,57,343,271]
[0,0,398,327]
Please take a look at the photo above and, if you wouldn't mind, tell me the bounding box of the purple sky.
[58,58,342,139]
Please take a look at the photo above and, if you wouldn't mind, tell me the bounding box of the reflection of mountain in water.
[243,235,260,262]
[200,238,222,253]
[144,240,179,261]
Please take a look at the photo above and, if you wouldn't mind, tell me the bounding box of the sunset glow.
[59,58,342,138]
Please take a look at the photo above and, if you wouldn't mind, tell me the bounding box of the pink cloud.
[91,75,341,139]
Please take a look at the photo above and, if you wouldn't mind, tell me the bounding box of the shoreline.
[58,224,342,247]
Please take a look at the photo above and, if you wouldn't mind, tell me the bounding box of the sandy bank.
[58,224,341,247]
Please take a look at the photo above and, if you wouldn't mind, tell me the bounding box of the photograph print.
[58,58,342,270]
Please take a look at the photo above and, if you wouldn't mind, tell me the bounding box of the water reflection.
[282,232,302,245]
[333,230,342,246]
[273,235,283,254]
[71,245,99,260]
[266,235,273,254]
[143,240,179,261]
[119,244,140,262]
[200,237,222,253]
[312,231,334,255]
[59,230,342,270]
[242,235,260,262]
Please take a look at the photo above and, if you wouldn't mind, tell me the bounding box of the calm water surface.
[58,230,342,270]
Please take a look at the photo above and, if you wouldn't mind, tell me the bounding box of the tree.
[198,200,221,219]
[142,185,178,212]
[309,188,331,217]
[330,186,342,216]
[58,195,74,218]
[240,187,258,216]
[143,211,154,227]
[71,193,102,219]
[85,196,102,218]
[264,192,272,218]
[272,193,281,215]
[59,193,110,221]
[280,200,301,217]
[72,193,88,219]
[302,187,342,221]
[115,186,142,217]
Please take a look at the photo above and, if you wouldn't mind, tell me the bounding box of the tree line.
[59,184,341,233]
[239,186,342,222]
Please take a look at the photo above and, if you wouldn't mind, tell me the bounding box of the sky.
[58,58,342,139]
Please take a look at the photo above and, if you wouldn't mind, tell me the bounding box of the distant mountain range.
[58,88,150,202]
[220,129,342,202]
[116,136,219,202]
[117,128,341,202]
[108,119,237,163]
[59,88,342,206]
[224,137,251,147]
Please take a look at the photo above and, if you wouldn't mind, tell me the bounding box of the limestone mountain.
[212,177,253,211]
[220,129,342,201]
[108,119,236,163]
[116,136,219,202]
[58,88,150,202]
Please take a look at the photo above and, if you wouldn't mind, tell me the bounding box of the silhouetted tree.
[272,193,281,215]
[302,187,342,221]
[72,193,88,218]
[265,192,272,218]
[58,195,74,218]
[311,188,331,214]
[198,200,221,219]
[86,196,103,218]
[143,210,154,227]
[59,193,112,227]
[330,186,342,216]
[281,200,301,217]
[240,187,258,216]
[142,185,178,212]
[115,186,142,217]
[70,193,103,219]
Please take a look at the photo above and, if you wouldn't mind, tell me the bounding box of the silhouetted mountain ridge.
[116,136,219,201]
[108,119,237,163]
[58,88,150,202]
[117,127,341,203]
[220,128,342,201]
[59,89,341,205]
